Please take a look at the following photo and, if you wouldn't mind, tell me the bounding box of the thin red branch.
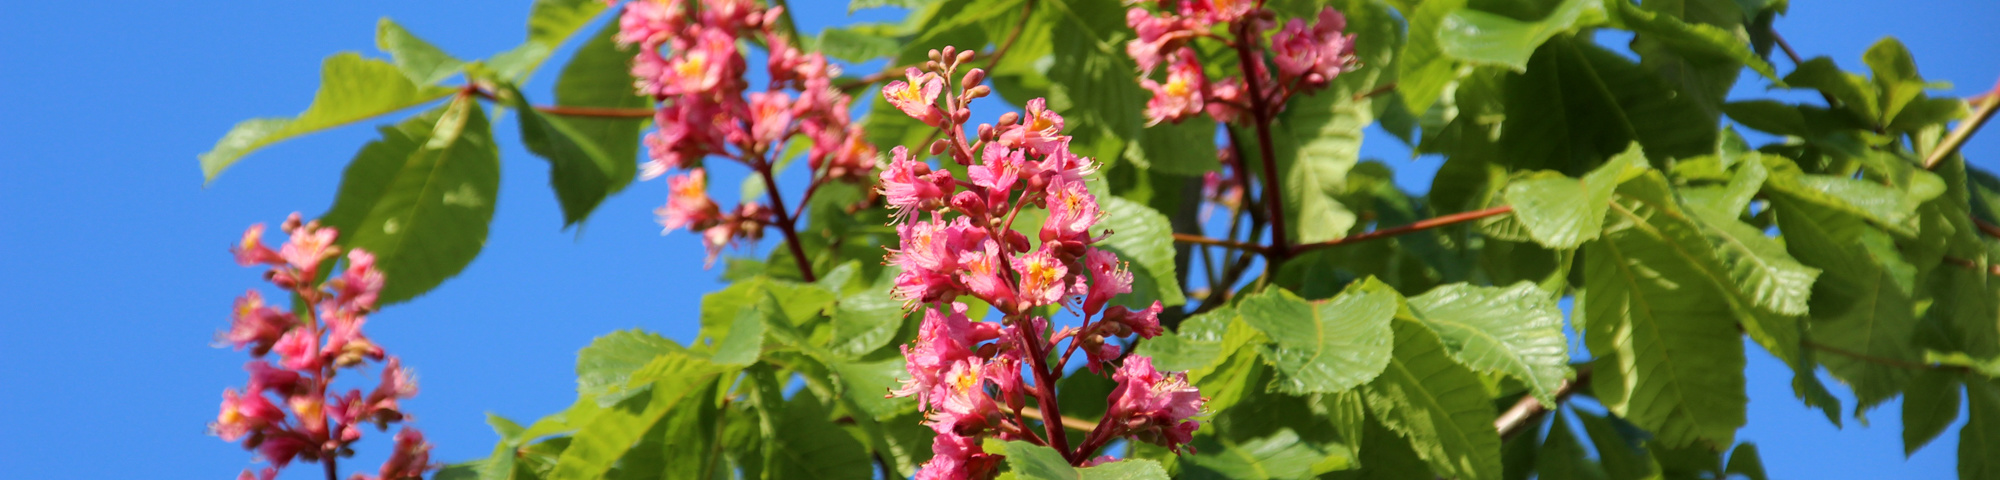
[535,105,656,118]
[1014,316,1076,462]
[1171,233,1268,254]
[1292,205,1515,254]
[1975,218,2000,239]
[1771,29,1843,108]
[751,152,818,282]
[1230,19,1292,258]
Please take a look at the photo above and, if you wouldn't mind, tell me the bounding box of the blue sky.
[1,1,1995,479]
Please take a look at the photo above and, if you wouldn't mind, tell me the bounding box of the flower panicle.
[876,48,1199,477]
[617,0,877,266]
[1126,1,1361,126]
[213,214,431,480]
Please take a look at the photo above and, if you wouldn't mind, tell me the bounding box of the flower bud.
[965,85,992,99]
[940,46,957,63]
[928,49,942,62]
[956,49,976,65]
[950,191,988,218]
[998,111,1019,126]
[977,123,994,141]
[962,68,987,87]
[929,138,951,156]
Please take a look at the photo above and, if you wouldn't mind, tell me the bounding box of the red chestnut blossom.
[657,169,720,232]
[884,67,946,126]
[1272,8,1359,91]
[1107,356,1205,453]
[880,51,1204,466]
[1142,50,1208,125]
[211,215,431,479]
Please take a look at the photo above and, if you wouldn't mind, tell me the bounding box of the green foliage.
[209,1,2000,478]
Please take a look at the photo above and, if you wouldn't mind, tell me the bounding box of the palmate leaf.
[1500,37,1716,175]
[1903,369,1963,456]
[1767,178,1921,411]
[1360,316,1503,480]
[376,18,468,86]
[1404,282,1571,405]
[766,394,874,480]
[1237,281,1396,395]
[1395,0,1466,116]
[1181,429,1347,480]
[1965,377,2000,480]
[522,20,647,227]
[1435,0,1604,71]
[1584,171,1747,448]
[1499,146,1648,249]
[198,53,455,182]
[573,329,687,401]
[319,95,500,305]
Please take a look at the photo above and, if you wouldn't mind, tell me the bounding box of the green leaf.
[1096,196,1187,307]
[502,0,609,80]
[711,308,767,366]
[1181,429,1345,480]
[827,289,907,357]
[1572,409,1660,480]
[850,0,942,13]
[376,18,467,86]
[198,53,454,182]
[1768,184,1920,410]
[574,329,686,400]
[1608,1,1780,83]
[539,20,648,225]
[1436,0,1605,70]
[1124,116,1220,177]
[1043,0,1146,152]
[1238,282,1396,395]
[1397,0,1467,116]
[510,86,631,227]
[1966,377,2000,480]
[1500,38,1717,174]
[319,96,500,305]
[1361,318,1503,480]
[1134,306,1236,373]
[1902,369,1962,456]
[549,353,729,480]
[1535,414,1606,480]
[1499,147,1644,248]
[817,26,904,63]
[1002,441,1170,480]
[1725,442,1769,480]
[1783,57,1879,125]
[1405,282,1571,405]
[1584,171,1748,448]
[767,393,875,480]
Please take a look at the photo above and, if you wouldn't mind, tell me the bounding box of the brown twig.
[1495,365,1593,441]
[1975,218,2000,239]
[750,152,818,282]
[1172,233,1268,254]
[1352,82,1397,102]
[1922,79,2000,170]
[534,104,656,118]
[1771,29,1843,108]
[1292,205,1515,255]
[1230,19,1292,258]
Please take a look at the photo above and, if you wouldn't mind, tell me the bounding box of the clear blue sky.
[1,1,1994,478]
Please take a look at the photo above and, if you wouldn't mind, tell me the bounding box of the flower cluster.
[216,214,429,480]
[617,0,877,265]
[878,48,1204,477]
[1127,1,1358,125]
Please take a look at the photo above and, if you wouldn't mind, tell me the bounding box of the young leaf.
[548,354,730,480]
[1361,319,1503,480]
[766,394,875,480]
[1405,282,1571,405]
[510,87,631,227]
[1584,171,1748,448]
[318,95,500,305]
[377,18,468,86]
[1902,369,1963,456]
[1097,196,1187,308]
[574,329,687,400]
[1238,283,1396,395]
[1435,0,1605,70]
[1964,377,2000,480]
[198,53,454,182]
[1002,441,1170,480]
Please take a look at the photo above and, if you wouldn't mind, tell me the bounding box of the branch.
[983,0,1038,72]
[1922,78,2000,170]
[534,104,655,118]
[1495,365,1592,441]
[1230,19,1292,258]
[1019,406,1098,432]
[751,152,818,282]
[1770,29,1843,108]
[1977,218,2000,239]
[1293,205,1515,254]
[1172,233,1268,254]
[1804,339,1967,372]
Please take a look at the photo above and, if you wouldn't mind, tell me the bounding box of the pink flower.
[1271,8,1358,90]
[1205,78,1246,123]
[279,223,339,273]
[375,428,432,480]
[656,27,742,96]
[892,303,978,405]
[929,358,1000,433]
[997,98,1068,156]
[1041,177,1099,249]
[238,468,277,480]
[916,432,999,480]
[212,388,285,442]
[1104,301,1165,339]
[884,67,946,126]
[1186,0,1256,25]
[959,240,1016,308]
[615,0,688,48]
[1107,356,1204,453]
[1081,248,1134,315]
[879,147,955,218]
[969,143,1024,207]
[748,91,795,146]
[245,360,302,392]
[1033,142,1098,188]
[1125,9,1197,73]
[273,328,321,371]
[329,250,384,314]
[324,314,384,367]
[657,169,720,232]
[226,290,294,355]
[1012,245,1070,308]
[257,433,311,468]
[1142,51,1207,126]
[231,224,282,266]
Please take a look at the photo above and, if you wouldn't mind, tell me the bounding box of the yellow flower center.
[1165,75,1191,98]
[220,405,244,425]
[1024,257,1059,291]
[675,52,708,79]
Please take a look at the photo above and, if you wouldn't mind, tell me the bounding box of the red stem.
[1014,316,1076,462]
[1230,19,1291,258]
[1291,205,1515,254]
[751,152,818,282]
